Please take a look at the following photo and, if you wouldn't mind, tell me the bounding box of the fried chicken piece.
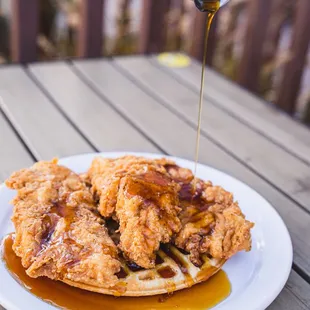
[116,171,181,268]
[87,156,176,218]
[5,159,121,288]
[164,166,254,266]
[86,155,253,268]
[87,156,182,268]
[164,164,194,184]
[201,202,254,259]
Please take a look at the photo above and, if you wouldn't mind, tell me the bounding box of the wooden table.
[0,54,310,310]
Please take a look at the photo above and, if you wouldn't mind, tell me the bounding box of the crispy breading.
[87,156,175,218]
[87,156,182,268]
[116,171,181,268]
[5,159,121,288]
[162,165,254,266]
[169,171,254,266]
[6,155,254,282]
[87,156,254,268]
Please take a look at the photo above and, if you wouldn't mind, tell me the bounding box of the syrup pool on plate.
[1,234,231,310]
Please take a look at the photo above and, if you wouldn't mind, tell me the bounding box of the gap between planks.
[152,54,310,165]
[0,109,34,182]
[0,60,309,310]
[113,56,310,217]
[27,61,159,154]
[71,58,310,283]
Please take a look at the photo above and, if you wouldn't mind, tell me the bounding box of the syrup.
[1,234,231,310]
[193,1,220,179]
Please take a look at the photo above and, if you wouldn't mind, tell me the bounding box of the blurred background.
[0,0,309,126]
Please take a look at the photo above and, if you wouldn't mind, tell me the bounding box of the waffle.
[5,157,253,298]
[63,244,226,297]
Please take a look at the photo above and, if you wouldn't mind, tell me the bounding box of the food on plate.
[4,155,254,296]
[5,159,121,289]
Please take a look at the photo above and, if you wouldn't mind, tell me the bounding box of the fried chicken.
[87,156,182,268]
[5,159,121,288]
[116,171,181,268]
[6,154,254,285]
[87,156,175,218]
[87,156,254,268]
[164,165,254,266]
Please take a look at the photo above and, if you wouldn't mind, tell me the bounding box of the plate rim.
[0,151,293,310]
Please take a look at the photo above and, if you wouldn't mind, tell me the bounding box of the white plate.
[0,152,293,310]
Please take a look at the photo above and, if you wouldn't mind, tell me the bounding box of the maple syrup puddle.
[1,234,231,310]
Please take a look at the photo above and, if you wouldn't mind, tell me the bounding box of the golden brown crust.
[165,167,254,266]
[87,156,254,268]
[5,155,254,296]
[5,159,121,288]
[87,156,182,268]
[86,156,176,217]
[116,171,181,268]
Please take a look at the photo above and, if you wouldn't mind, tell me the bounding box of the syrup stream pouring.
[192,0,230,185]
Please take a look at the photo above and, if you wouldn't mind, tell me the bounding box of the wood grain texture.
[0,66,92,159]
[115,56,310,214]
[152,54,310,165]
[0,112,33,182]
[73,58,310,280]
[267,271,310,310]
[1,58,310,309]
[28,61,158,153]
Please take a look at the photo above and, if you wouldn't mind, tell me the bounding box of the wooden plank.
[152,53,310,165]
[0,66,92,159]
[115,56,310,213]
[285,270,310,309]
[267,271,310,310]
[28,61,158,153]
[78,0,105,58]
[139,0,171,54]
[237,0,272,93]
[275,0,310,114]
[72,58,310,279]
[0,112,33,182]
[11,0,38,63]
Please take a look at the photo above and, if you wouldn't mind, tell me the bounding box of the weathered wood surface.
[152,54,310,164]
[73,58,310,278]
[0,111,33,182]
[1,56,310,310]
[113,56,310,213]
[267,271,310,310]
[0,66,92,159]
[28,61,158,153]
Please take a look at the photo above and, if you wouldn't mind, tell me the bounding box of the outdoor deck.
[0,54,310,310]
